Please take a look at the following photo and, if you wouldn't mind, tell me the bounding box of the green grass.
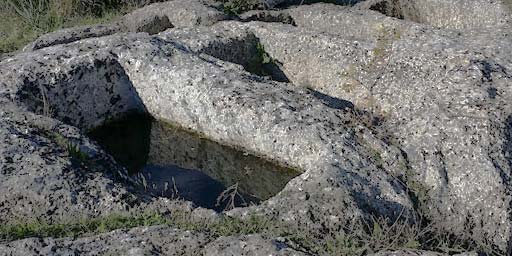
[0,209,496,255]
[0,0,149,54]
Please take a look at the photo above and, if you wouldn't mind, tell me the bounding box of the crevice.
[15,56,147,130]
[197,34,290,82]
[239,10,297,26]
[274,0,365,9]
[368,0,404,19]
[88,113,301,212]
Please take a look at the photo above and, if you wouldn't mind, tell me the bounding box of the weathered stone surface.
[0,226,209,256]
[0,99,196,224]
[355,0,512,30]
[19,0,228,52]
[0,227,307,256]
[0,30,414,239]
[221,3,512,251]
[368,250,444,256]
[121,0,228,34]
[0,102,136,223]
[226,0,362,9]
[22,24,122,52]
[239,10,296,25]
[203,234,308,256]
[2,0,512,254]
[368,250,478,256]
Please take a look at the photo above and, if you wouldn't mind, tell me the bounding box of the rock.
[368,250,444,256]
[203,234,308,255]
[227,3,512,251]
[20,0,228,52]
[22,24,122,52]
[0,99,196,224]
[0,226,209,256]
[0,102,136,223]
[121,0,228,34]
[2,0,512,254]
[239,10,296,25]
[355,0,511,30]
[0,30,414,239]
[0,33,149,130]
[222,0,362,10]
[368,250,478,256]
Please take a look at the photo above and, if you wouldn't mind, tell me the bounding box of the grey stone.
[0,34,148,130]
[225,3,512,251]
[355,0,512,30]
[0,99,196,224]
[2,0,512,254]
[20,0,228,52]
[225,0,362,10]
[23,24,122,51]
[0,226,209,256]
[239,10,296,25]
[0,102,136,223]
[121,0,228,34]
[368,251,478,256]
[203,234,308,256]
[368,250,445,256]
[0,31,414,239]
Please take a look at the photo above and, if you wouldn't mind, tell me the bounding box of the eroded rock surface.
[0,102,136,223]
[0,226,208,256]
[1,0,511,255]
[0,29,414,236]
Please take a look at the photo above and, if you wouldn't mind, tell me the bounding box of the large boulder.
[0,30,414,239]
[202,234,308,255]
[0,226,209,256]
[355,0,511,30]
[2,0,511,254]
[0,102,136,223]
[223,3,512,251]
[19,0,228,52]
[22,24,122,52]
[0,228,305,256]
[121,0,228,34]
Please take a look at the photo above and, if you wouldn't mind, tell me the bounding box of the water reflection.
[89,114,301,211]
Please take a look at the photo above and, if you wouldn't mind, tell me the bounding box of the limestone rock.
[121,0,228,34]
[203,235,308,256]
[214,4,512,250]
[0,226,209,256]
[0,30,414,238]
[355,0,512,30]
[22,24,122,52]
[0,102,136,223]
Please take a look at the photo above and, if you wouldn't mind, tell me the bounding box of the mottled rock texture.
[0,226,209,256]
[0,102,136,223]
[1,0,511,255]
[0,30,414,237]
[203,234,308,256]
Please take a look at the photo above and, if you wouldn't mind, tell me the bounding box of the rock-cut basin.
[88,114,302,212]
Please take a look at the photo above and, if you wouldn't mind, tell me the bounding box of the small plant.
[215,183,248,211]
[51,132,88,162]
[256,42,272,65]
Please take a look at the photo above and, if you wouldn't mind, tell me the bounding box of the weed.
[215,183,248,211]
[220,0,260,15]
[0,207,499,255]
[51,132,88,162]
[256,42,271,64]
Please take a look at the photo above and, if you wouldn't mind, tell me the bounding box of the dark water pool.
[88,114,301,212]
